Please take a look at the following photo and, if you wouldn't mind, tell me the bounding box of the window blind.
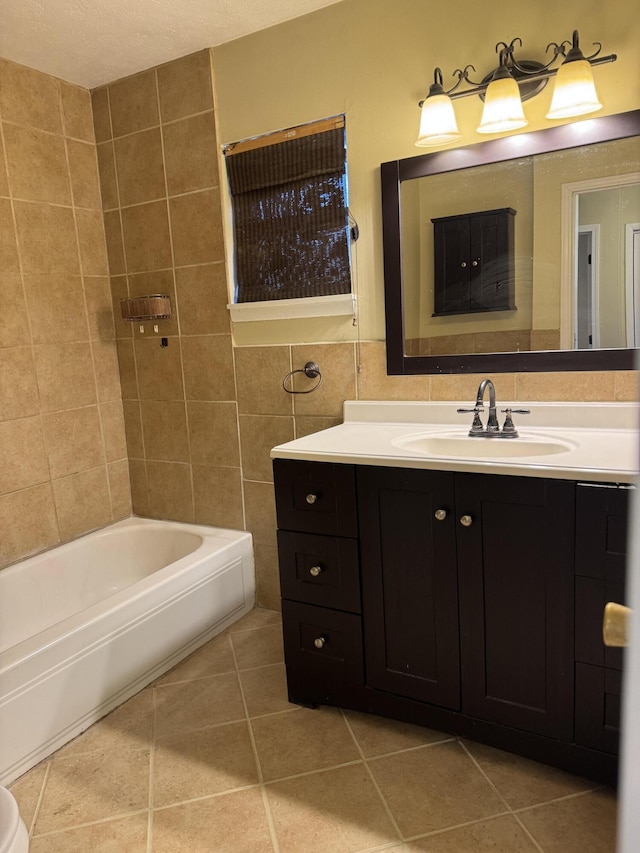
[225,116,351,304]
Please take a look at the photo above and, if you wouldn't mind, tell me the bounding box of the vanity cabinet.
[274,458,629,784]
[432,207,516,316]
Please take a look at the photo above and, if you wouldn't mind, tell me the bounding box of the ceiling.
[0,0,343,90]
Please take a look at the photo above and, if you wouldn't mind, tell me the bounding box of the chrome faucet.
[457,378,530,438]
[475,378,500,434]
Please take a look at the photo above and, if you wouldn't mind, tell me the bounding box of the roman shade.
[225,116,351,304]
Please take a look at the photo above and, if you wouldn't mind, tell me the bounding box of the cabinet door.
[455,474,575,739]
[432,208,515,315]
[574,483,629,753]
[433,216,471,314]
[357,466,460,709]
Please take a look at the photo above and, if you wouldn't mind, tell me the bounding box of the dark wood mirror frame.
[381,109,640,374]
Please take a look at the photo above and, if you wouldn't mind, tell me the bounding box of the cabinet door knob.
[472,260,478,267]
[309,565,323,577]
[434,509,447,521]
[314,636,326,649]
[460,261,467,268]
[305,493,318,505]
[460,514,473,527]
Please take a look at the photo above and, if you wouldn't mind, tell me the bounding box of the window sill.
[228,293,357,323]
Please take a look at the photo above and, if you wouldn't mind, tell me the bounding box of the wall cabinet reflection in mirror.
[381,110,640,374]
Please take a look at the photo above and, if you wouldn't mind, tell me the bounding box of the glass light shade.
[415,94,462,147]
[546,58,603,119]
[477,74,528,134]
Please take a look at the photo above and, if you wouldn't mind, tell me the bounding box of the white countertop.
[271,401,639,484]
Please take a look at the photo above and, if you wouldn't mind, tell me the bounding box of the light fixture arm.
[418,30,616,106]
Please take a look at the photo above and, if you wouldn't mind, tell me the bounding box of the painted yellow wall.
[213,0,640,347]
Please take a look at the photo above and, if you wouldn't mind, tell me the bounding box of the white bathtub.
[0,517,254,786]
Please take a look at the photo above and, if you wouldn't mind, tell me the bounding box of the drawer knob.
[306,493,318,505]
[434,509,447,521]
[314,636,326,649]
[460,514,473,527]
[309,565,323,577]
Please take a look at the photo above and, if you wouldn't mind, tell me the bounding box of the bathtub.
[0,517,254,786]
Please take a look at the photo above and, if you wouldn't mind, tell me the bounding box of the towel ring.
[282,362,323,394]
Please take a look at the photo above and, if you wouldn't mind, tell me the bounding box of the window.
[224,116,354,317]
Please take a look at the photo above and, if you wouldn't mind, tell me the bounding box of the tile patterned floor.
[9,607,617,852]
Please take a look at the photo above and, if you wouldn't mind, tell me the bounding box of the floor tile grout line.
[400,808,514,844]
[340,709,404,843]
[146,685,158,853]
[229,627,281,852]
[259,785,281,853]
[228,628,266,785]
[510,813,547,853]
[156,656,286,689]
[457,740,545,853]
[262,758,365,787]
[512,785,608,814]
[153,714,252,742]
[457,740,515,813]
[152,782,263,813]
[350,841,411,853]
[30,808,151,839]
[26,759,51,838]
[364,736,458,763]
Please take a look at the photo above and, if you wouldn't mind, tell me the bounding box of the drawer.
[575,662,621,755]
[282,600,364,705]
[273,459,357,537]
[278,531,361,613]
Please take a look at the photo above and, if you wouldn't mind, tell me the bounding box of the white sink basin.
[392,432,577,459]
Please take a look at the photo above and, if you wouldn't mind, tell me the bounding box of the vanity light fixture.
[415,30,616,147]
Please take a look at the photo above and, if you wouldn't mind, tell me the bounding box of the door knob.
[603,602,631,647]
[309,565,322,577]
[460,515,473,527]
[434,509,447,521]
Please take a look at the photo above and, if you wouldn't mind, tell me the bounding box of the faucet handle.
[500,407,530,437]
[457,406,485,435]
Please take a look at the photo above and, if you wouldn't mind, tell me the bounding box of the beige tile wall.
[94,50,248,546]
[0,57,130,570]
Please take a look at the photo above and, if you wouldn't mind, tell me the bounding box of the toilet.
[0,787,29,853]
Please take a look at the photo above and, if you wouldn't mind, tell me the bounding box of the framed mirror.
[381,110,640,374]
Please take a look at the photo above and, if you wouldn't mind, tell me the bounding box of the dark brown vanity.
[274,456,629,786]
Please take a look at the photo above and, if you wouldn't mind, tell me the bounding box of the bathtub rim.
[0,516,253,678]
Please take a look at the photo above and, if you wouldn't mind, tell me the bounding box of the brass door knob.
[309,565,322,577]
[306,493,318,505]
[314,636,326,649]
[435,509,447,521]
[603,602,631,647]
[460,515,473,527]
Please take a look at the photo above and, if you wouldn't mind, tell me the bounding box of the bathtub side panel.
[0,537,254,785]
